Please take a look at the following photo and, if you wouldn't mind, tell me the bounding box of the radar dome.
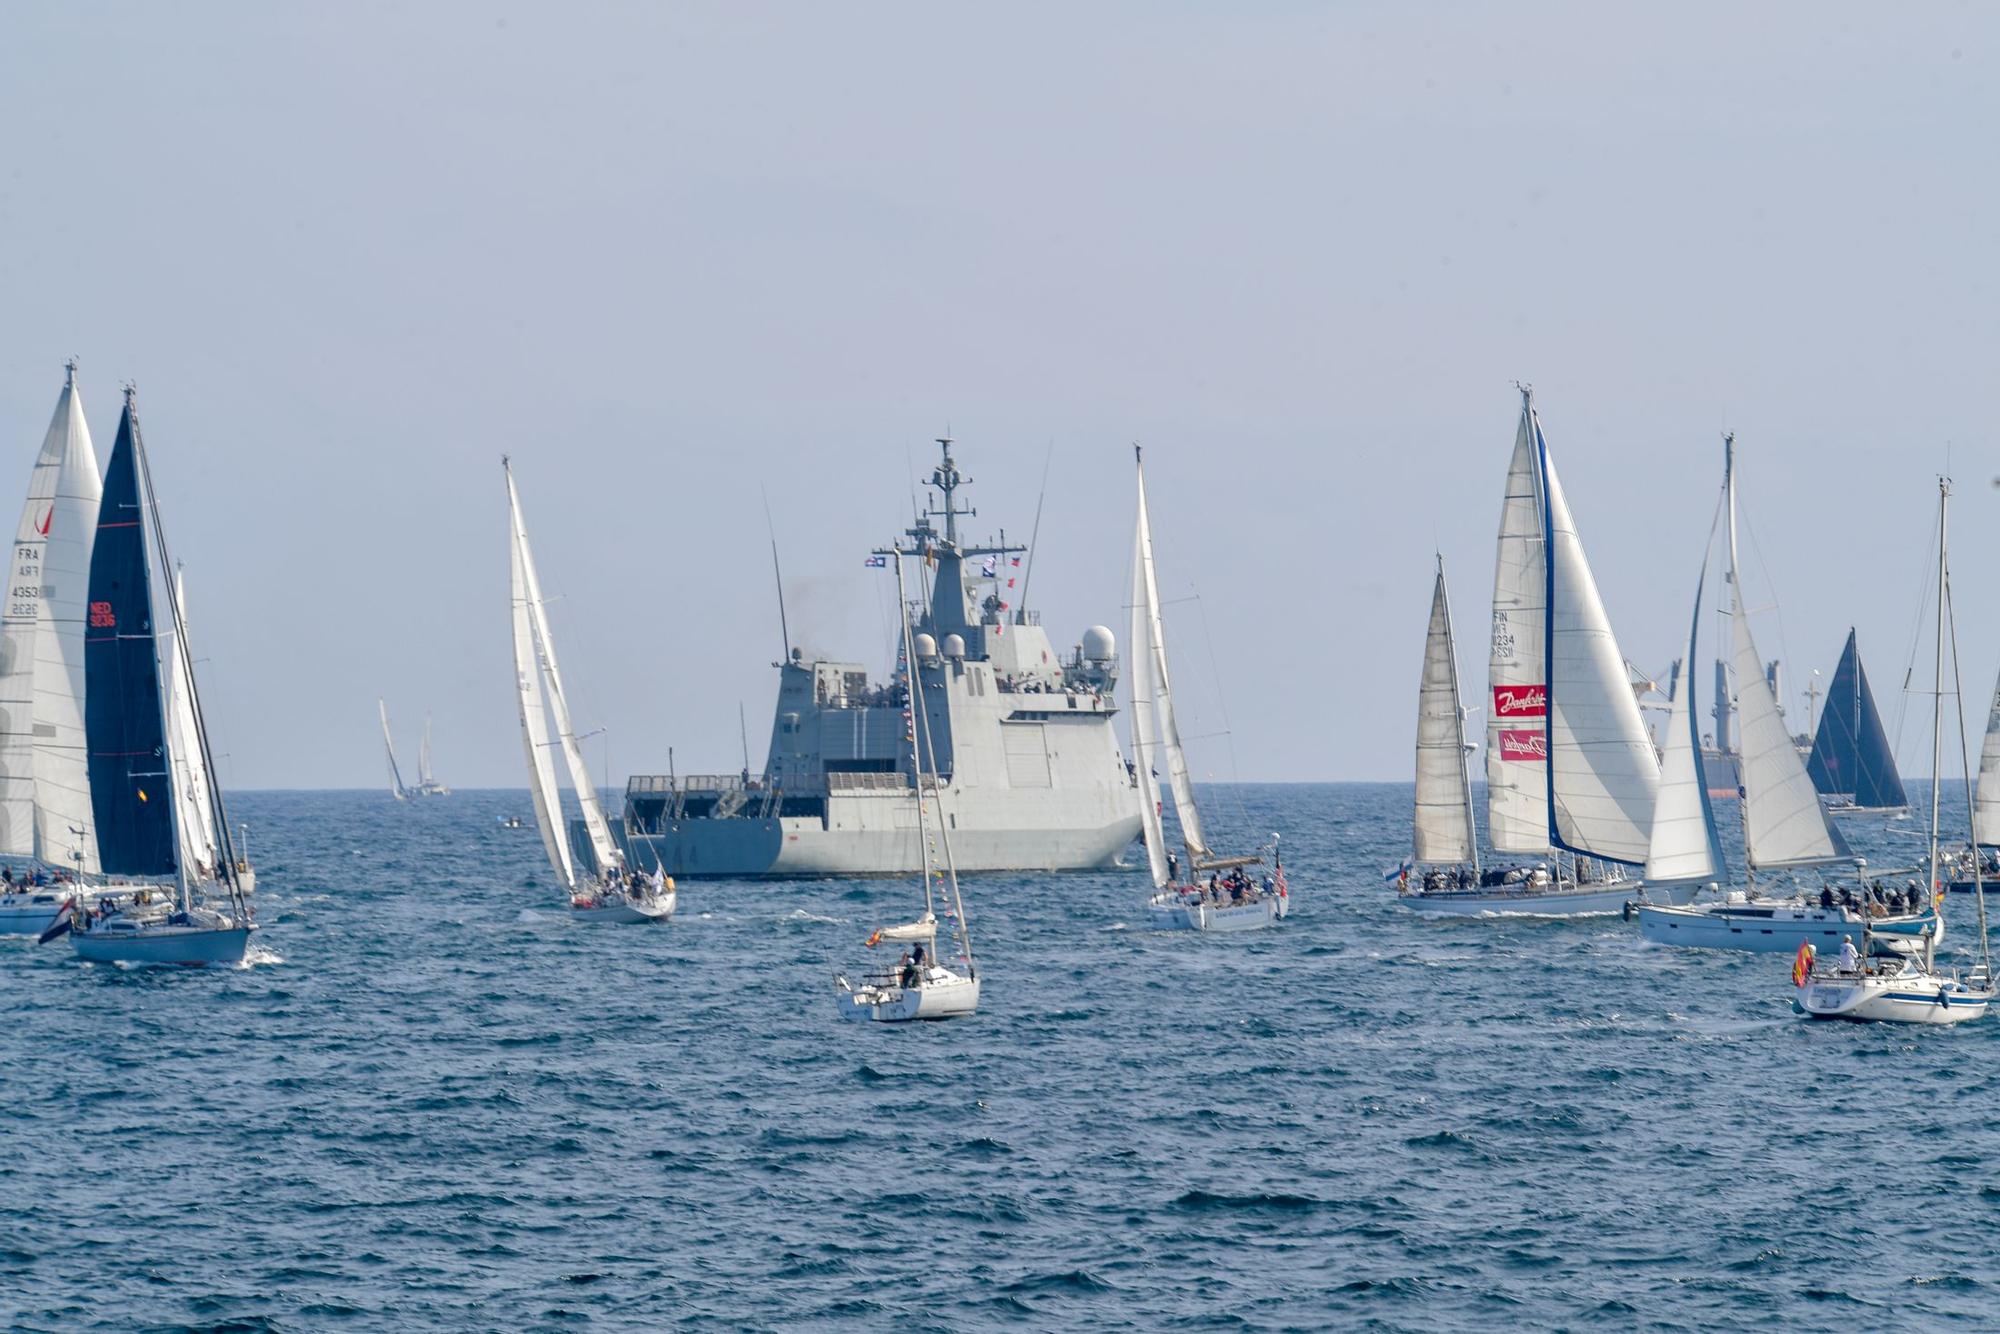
[942,633,967,660]
[1082,625,1116,661]
[912,632,938,660]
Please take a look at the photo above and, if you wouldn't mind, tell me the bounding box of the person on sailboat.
[1838,936,1860,973]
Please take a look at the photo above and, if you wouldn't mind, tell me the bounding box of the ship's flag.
[1383,859,1412,890]
[1011,555,1022,566]
[864,554,887,568]
[1791,940,1815,987]
[981,555,997,576]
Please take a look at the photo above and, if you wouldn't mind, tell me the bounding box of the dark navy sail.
[84,397,175,875]
[1807,628,1908,811]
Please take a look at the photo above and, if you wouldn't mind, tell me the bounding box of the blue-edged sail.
[1485,404,1551,855]
[1644,564,1725,886]
[1807,630,1908,811]
[84,396,176,876]
[1414,558,1477,868]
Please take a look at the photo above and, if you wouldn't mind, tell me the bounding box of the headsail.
[1128,490,1170,889]
[1975,670,2000,848]
[1486,399,1552,855]
[1644,565,1725,885]
[379,699,407,800]
[1807,630,1908,811]
[164,567,218,880]
[507,472,574,889]
[84,394,177,877]
[1131,448,1209,863]
[31,363,102,874]
[1414,559,1477,867]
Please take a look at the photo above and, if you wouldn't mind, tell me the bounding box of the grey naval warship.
[592,439,1143,878]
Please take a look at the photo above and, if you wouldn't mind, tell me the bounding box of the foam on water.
[2,784,1996,1330]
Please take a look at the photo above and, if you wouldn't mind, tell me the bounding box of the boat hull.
[1796,971,1990,1024]
[1639,901,1938,955]
[0,885,172,937]
[73,922,255,966]
[569,890,676,924]
[1400,883,1639,918]
[1146,893,1286,932]
[834,970,980,1022]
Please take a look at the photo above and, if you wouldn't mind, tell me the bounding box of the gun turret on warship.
[595,439,1143,878]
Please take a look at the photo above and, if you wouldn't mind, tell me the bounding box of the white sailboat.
[506,459,672,925]
[834,538,980,1020]
[1796,477,1990,1024]
[378,700,448,800]
[1934,671,2000,893]
[379,699,408,801]
[70,388,255,967]
[1638,437,1936,955]
[1396,557,1484,904]
[1408,388,1660,916]
[413,715,451,796]
[1127,447,1288,932]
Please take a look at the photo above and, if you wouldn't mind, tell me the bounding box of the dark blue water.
[4,783,1996,1331]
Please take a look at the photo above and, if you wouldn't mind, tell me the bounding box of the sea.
[4,782,1997,1332]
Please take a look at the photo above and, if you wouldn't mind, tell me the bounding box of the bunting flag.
[864,554,887,568]
[1010,555,1022,567]
[981,555,998,577]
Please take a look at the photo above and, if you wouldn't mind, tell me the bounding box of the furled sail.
[1131,448,1209,863]
[1806,630,1908,811]
[1644,567,1724,885]
[1541,434,1660,865]
[84,394,176,877]
[509,484,573,889]
[1485,400,1551,855]
[164,567,218,880]
[1127,492,1170,889]
[1975,669,2000,848]
[30,364,102,874]
[1413,560,1477,866]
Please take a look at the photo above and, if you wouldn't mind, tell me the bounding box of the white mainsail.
[1128,495,1170,889]
[419,717,436,787]
[1486,400,1551,855]
[2,363,102,871]
[507,469,621,875]
[1644,570,1722,885]
[164,567,218,879]
[1414,560,1477,866]
[1975,670,2000,848]
[509,486,574,889]
[379,699,407,800]
[1542,443,1659,864]
[1132,450,1209,862]
[1724,437,1851,870]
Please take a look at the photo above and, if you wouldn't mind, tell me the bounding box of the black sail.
[1807,628,1908,811]
[84,397,175,875]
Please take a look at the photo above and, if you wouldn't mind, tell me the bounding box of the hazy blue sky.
[2,3,1995,789]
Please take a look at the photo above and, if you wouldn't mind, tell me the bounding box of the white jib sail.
[1486,399,1552,855]
[164,567,218,879]
[1414,562,1476,865]
[379,699,406,800]
[0,380,72,857]
[1128,499,1170,889]
[1644,571,1720,884]
[1542,442,1659,864]
[1975,669,2000,847]
[32,366,102,874]
[1133,452,1209,862]
[507,466,620,874]
[511,500,574,889]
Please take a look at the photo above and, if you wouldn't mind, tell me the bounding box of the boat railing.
[826,772,912,793]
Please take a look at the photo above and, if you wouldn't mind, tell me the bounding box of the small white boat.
[1,882,165,937]
[833,546,980,1022]
[1128,447,1290,934]
[69,389,256,968]
[508,460,670,925]
[1796,953,1990,1024]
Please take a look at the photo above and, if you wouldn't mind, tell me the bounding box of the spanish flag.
[1791,940,1815,987]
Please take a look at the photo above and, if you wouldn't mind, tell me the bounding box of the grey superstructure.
[594,439,1142,878]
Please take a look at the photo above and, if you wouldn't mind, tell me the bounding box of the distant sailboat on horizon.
[378,700,449,800]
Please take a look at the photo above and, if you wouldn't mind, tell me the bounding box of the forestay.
[1413,561,1476,865]
[1541,433,1659,865]
[1485,401,1551,855]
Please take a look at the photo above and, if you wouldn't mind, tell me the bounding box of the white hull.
[1399,882,1639,918]
[73,919,255,966]
[1146,891,1286,932]
[1796,966,1990,1024]
[1639,901,1939,955]
[569,889,676,924]
[0,884,169,937]
[834,968,980,1022]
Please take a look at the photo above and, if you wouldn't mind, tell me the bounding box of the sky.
[1,2,1995,789]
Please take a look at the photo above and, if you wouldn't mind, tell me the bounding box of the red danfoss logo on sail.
[1493,684,1547,718]
[1499,730,1548,761]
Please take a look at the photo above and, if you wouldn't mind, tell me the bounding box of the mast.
[1942,507,1993,981]
[888,545,974,972]
[1724,433,1752,895]
[1927,476,1948,973]
[891,553,936,922]
[1443,557,1479,878]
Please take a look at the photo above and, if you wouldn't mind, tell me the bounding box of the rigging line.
[1014,440,1053,623]
[1943,561,1992,970]
[1890,498,1944,770]
[1188,585,1253,833]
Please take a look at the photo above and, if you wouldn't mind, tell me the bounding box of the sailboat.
[379,699,408,801]
[1796,477,1990,1023]
[70,388,255,966]
[1128,447,1288,932]
[1409,388,1660,916]
[1636,556,1727,903]
[506,459,672,924]
[413,716,450,796]
[833,535,980,1020]
[1638,437,1935,954]
[1806,630,1909,816]
[1396,557,1484,906]
[1937,673,2000,893]
[0,361,115,936]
